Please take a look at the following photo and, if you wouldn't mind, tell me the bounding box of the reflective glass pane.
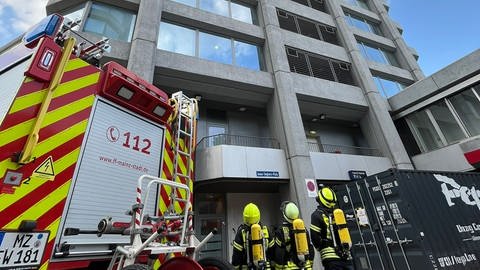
[172,0,196,7]
[158,22,196,56]
[429,101,466,143]
[375,77,402,97]
[199,32,232,64]
[384,51,399,67]
[408,111,444,152]
[449,89,480,136]
[347,14,370,32]
[84,3,136,42]
[364,44,387,64]
[199,0,229,17]
[231,1,253,24]
[234,41,260,70]
[357,0,369,9]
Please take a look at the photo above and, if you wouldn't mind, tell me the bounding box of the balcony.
[197,134,280,150]
[307,142,382,156]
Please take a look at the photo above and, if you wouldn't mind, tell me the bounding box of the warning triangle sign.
[32,156,55,180]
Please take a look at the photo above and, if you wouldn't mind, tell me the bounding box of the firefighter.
[310,187,354,270]
[272,201,314,270]
[232,203,274,270]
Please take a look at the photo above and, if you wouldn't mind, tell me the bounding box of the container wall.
[336,169,480,270]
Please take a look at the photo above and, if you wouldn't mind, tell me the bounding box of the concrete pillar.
[370,0,425,80]
[260,0,318,221]
[127,0,163,82]
[327,0,413,169]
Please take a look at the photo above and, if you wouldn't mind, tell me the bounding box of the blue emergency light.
[23,14,63,48]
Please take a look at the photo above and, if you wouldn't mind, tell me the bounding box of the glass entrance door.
[194,193,227,260]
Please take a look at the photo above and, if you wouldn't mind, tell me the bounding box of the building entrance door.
[194,193,227,260]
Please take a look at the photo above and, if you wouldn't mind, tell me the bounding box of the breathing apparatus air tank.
[292,218,309,262]
[333,208,352,248]
[251,223,265,267]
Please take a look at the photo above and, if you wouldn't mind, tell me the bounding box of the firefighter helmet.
[280,201,299,223]
[243,203,260,225]
[317,187,337,209]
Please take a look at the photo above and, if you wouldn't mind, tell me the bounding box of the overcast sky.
[0,0,478,76]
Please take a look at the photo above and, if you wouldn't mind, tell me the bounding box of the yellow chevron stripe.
[64,58,90,72]
[9,72,99,114]
[39,261,48,270]
[46,217,61,242]
[154,259,161,269]
[0,118,87,178]
[24,77,34,83]
[0,93,92,148]
[5,180,71,228]
[165,129,172,147]
[0,147,81,212]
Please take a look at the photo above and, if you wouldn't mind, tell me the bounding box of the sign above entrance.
[256,171,279,177]
[348,170,367,180]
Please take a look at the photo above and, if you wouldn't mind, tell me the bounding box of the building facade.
[45,0,424,265]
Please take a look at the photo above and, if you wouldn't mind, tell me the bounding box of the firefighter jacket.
[232,223,274,270]
[272,222,314,270]
[310,207,344,265]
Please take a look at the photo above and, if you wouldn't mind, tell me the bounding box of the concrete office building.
[45,0,424,264]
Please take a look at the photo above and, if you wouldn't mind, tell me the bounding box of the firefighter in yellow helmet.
[232,203,274,270]
[310,187,353,270]
[271,201,314,269]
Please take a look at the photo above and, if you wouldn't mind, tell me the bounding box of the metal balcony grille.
[197,134,281,150]
[286,47,356,86]
[307,142,382,157]
[277,9,338,45]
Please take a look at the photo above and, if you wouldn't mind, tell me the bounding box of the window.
[291,0,328,13]
[373,76,407,97]
[429,101,466,143]
[286,47,356,86]
[277,9,339,46]
[173,0,255,24]
[358,42,399,67]
[158,22,263,70]
[344,0,369,10]
[345,12,381,35]
[158,22,196,56]
[407,111,444,152]
[449,88,480,136]
[199,32,232,65]
[84,3,136,42]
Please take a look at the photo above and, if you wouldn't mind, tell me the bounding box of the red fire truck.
[0,14,230,270]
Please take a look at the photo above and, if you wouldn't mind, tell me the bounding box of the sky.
[0,0,478,76]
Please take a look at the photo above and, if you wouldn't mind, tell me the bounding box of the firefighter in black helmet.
[232,203,274,270]
[272,201,314,269]
[310,187,353,270]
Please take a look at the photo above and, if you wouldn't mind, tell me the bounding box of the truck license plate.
[0,231,49,269]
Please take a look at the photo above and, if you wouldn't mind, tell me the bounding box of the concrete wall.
[412,144,474,172]
[225,193,281,261]
[196,145,289,180]
[310,152,393,180]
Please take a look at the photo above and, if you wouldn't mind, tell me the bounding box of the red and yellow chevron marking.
[0,56,101,269]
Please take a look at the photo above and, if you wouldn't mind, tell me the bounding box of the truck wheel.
[197,257,234,270]
[122,264,148,270]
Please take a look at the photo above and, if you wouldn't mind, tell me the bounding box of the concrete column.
[370,0,425,80]
[127,0,163,83]
[327,0,413,169]
[260,0,318,221]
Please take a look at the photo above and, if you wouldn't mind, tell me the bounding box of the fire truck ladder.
[168,92,198,215]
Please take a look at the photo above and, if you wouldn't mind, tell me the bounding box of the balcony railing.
[307,142,381,157]
[197,134,281,150]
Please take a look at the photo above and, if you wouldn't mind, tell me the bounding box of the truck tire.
[122,264,148,270]
[197,257,234,270]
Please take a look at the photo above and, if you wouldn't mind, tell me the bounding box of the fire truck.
[0,14,231,270]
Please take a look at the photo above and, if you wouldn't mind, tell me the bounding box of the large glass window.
[407,111,444,152]
[345,12,381,35]
[344,0,369,10]
[173,0,255,24]
[84,3,136,42]
[234,41,260,70]
[429,101,466,143]
[199,32,232,65]
[373,76,407,97]
[449,88,480,136]
[158,22,196,56]
[358,42,399,67]
[158,22,262,70]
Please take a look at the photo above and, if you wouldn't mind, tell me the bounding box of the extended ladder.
[168,92,198,214]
